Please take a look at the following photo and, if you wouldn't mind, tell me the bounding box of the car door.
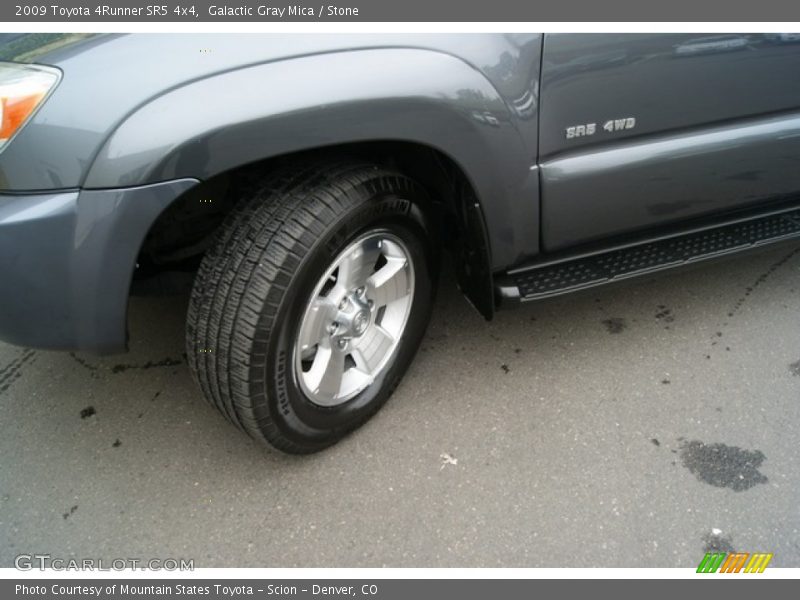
[538,33,800,252]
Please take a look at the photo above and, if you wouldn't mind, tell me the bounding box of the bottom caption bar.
[4,579,791,600]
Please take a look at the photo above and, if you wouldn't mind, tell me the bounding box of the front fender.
[85,48,539,270]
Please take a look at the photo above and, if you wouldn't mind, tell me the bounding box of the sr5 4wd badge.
[566,117,636,139]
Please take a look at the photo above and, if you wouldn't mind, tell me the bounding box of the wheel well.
[133,142,494,317]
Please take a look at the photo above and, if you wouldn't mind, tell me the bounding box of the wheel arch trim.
[84,48,539,275]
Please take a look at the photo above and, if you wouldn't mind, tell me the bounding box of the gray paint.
[539,33,800,250]
[84,47,540,269]
[0,180,198,352]
[0,191,78,348]
[541,112,800,249]
[0,33,542,270]
[0,33,543,185]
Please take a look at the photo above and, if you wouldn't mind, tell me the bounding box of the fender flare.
[85,48,539,272]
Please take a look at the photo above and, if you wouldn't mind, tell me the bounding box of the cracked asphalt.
[1,246,799,568]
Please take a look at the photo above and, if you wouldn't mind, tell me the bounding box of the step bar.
[496,207,800,304]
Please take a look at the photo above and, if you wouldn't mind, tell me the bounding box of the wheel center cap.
[334,293,372,340]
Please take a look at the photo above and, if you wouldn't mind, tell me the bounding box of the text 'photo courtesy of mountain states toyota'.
[2,33,800,453]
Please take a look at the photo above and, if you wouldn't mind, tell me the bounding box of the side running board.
[496,207,800,304]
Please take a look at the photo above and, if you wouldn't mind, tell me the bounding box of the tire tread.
[187,160,419,452]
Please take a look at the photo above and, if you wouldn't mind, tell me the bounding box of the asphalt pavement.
[1,247,799,568]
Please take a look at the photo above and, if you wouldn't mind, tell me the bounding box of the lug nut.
[356,286,365,296]
[339,298,348,310]
[337,339,347,349]
[327,322,339,334]
[367,299,374,309]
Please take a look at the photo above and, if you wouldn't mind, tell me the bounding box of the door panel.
[539,33,800,251]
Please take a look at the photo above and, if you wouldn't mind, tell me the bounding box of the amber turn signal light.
[0,63,60,151]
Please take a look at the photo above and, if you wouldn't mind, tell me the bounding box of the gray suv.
[2,33,800,452]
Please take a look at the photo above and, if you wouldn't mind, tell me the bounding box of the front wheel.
[186,162,437,453]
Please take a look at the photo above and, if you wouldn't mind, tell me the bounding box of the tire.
[186,161,437,453]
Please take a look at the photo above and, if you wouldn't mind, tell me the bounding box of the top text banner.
[3,0,800,22]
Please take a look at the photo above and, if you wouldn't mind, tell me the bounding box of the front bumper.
[0,179,198,354]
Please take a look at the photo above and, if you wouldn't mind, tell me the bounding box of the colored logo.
[697,552,773,573]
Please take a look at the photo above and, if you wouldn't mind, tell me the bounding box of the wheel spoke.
[306,345,346,402]
[367,256,410,308]
[337,241,382,289]
[297,298,335,352]
[352,326,395,375]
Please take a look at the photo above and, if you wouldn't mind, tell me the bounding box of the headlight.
[0,62,60,152]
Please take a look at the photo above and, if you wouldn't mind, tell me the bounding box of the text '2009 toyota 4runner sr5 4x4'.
[2,33,800,453]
